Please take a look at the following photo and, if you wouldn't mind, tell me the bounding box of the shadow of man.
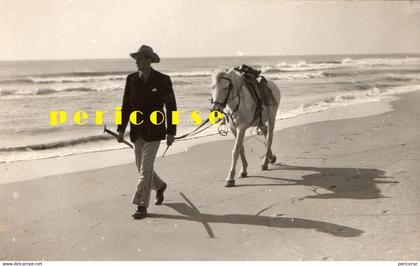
[148,193,363,239]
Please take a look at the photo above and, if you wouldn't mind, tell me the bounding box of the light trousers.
[132,136,165,208]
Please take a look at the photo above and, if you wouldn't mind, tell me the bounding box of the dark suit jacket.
[117,68,177,142]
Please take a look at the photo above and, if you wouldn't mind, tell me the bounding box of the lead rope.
[174,118,211,140]
[162,118,214,157]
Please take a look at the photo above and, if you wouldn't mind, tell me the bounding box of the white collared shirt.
[138,70,150,82]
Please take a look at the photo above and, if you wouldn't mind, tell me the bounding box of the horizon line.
[1,52,420,62]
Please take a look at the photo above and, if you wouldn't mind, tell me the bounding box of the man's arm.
[117,75,132,140]
[164,76,177,143]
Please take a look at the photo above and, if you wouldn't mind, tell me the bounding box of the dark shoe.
[155,182,167,205]
[132,206,147,219]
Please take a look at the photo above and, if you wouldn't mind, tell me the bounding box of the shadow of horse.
[147,193,363,238]
[235,163,397,200]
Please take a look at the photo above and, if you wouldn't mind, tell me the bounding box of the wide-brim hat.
[130,45,160,63]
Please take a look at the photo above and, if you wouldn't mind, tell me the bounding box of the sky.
[1,0,420,60]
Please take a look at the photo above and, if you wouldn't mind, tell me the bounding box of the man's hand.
[117,131,124,143]
[166,134,175,146]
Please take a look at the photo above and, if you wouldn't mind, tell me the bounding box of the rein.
[161,117,213,158]
[174,118,212,140]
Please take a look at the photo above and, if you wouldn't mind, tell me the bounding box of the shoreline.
[0,95,396,184]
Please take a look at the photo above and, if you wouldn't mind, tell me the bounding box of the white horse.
[210,68,281,187]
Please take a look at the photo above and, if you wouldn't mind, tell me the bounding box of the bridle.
[211,77,240,115]
[211,77,233,108]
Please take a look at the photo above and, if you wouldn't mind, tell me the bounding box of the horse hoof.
[261,165,268,171]
[270,155,277,164]
[240,172,248,178]
[225,180,235,187]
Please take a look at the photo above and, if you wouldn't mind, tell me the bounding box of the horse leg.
[264,111,277,164]
[226,128,246,187]
[239,145,248,177]
[268,107,278,164]
[262,110,276,170]
[259,122,272,169]
[230,127,248,178]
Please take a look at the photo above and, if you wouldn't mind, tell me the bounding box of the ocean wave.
[1,85,121,97]
[261,67,284,74]
[191,91,212,97]
[0,71,129,85]
[341,57,420,66]
[312,60,342,64]
[14,88,58,96]
[266,71,326,80]
[0,78,34,84]
[260,57,420,74]
[278,84,420,120]
[0,135,113,152]
[31,75,126,84]
[349,73,420,90]
[168,71,211,77]
[0,75,126,85]
[271,60,349,72]
[0,89,16,96]
[0,125,65,135]
[38,71,128,78]
[63,87,95,92]
[382,73,420,82]
[322,71,355,78]
[0,70,212,85]
[172,80,192,86]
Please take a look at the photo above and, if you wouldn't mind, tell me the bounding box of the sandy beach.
[1,91,419,260]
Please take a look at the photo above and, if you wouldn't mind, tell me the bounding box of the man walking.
[117,45,177,219]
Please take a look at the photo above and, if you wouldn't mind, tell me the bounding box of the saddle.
[234,65,277,129]
[234,64,277,108]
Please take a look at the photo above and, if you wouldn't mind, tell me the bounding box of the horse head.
[210,69,241,113]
